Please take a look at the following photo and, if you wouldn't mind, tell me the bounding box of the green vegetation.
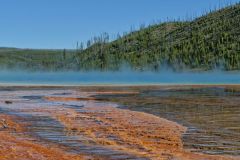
[0,47,77,71]
[0,3,240,71]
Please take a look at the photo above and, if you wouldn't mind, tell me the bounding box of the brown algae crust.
[45,93,238,160]
[0,114,88,160]
[0,86,239,160]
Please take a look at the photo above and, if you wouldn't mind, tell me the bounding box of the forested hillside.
[77,3,240,71]
[0,3,239,71]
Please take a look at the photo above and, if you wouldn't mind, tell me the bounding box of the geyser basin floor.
[92,85,240,156]
[0,85,239,160]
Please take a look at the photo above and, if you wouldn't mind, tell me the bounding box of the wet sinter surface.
[93,86,240,156]
[0,86,239,160]
[0,89,146,159]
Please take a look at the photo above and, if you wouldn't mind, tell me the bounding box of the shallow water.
[0,89,146,159]
[95,87,240,156]
[0,86,239,158]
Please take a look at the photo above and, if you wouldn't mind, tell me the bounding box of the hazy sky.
[0,0,239,49]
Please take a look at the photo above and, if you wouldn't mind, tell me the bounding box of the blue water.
[0,71,240,85]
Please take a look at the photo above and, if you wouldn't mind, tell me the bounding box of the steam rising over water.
[0,71,240,85]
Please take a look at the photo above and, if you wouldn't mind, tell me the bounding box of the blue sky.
[0,0,239,49]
